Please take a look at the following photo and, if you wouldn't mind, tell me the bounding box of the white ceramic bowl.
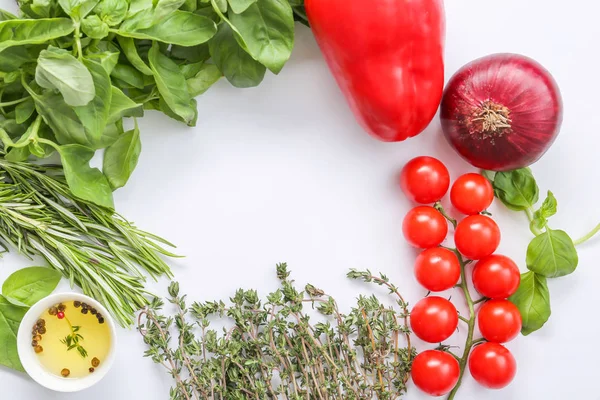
[17,292,118,392]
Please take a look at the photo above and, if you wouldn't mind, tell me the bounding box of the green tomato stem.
[573,222,600,246]
[434,201,457,229]
[447,251,478,400]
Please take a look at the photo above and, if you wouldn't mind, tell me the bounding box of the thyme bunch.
[0,158,178,326]
[139,264,415,400]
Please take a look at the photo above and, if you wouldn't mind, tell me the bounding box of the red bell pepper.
[305,0,445,142]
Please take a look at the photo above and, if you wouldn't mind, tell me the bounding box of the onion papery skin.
[440,54,563,171]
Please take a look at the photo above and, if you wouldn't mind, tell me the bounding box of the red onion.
[440,54,563,171]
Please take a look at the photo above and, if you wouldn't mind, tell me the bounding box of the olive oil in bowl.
[32,301,111,378]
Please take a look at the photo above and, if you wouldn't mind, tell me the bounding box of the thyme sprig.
[0,158,178,326]
[60,318,87,359]
[139,264,415,400]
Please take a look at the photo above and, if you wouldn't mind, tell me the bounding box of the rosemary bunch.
[0,158,177,326]
[139,264,415,400]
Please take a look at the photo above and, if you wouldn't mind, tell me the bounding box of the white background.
[1,1,599,399]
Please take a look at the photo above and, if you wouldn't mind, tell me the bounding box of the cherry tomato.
[473,255,521,299]
[454,215,500,260]
[400,156,450,204]
[411,350,460,396]
[414,248,460,292]
[403,206,448,249]
[450,173,494,215]
[469,342,517,389]
[478,299,522,343]
[410,296,458,343]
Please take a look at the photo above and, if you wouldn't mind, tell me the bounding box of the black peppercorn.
[91,357,100,367]
[31,340,38,347]
[90,308,97,315]
[38,326,46,334]
[57,304,66,312]
[89,367,95,373]
[74,301,81,308]
[48,307,58,316]
[82,308,89,314]
[98,317,105,324]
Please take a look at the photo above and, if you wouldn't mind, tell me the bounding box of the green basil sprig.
[485,168,599,335]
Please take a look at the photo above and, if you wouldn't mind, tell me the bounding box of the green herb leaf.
[186,64,222,97]
[148,42,196,125]
[85,41,120,75]
[526,228,578,278]
[95,0,128,26]
[107,86,144,124]
[229,0,294,74]
[228,0,257,14]
[103,122,142,190]
[0,18,75,54]
[2,267,62,308]
[58,144,115,209]
[58,0,100,20]
[0,295,27,372]
[117,11,217,47]
[111,63,146,89]
[209,23,266,88]
[531,190,558,231]
[15,98,35,124]
[170,44,211,63]
[492,168,539,211]
[35,46,95,107]
[509,271,551,335]
[0,45,45,73]
[116,36,153,75]
[73,58,112,148]
[81,15,109,39]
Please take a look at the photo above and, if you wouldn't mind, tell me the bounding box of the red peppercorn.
[57,311,65,319]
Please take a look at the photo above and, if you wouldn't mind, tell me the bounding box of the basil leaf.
[214,0,228,12]
[95,0,128,26]
[2,267,61,308]
[85,40,120,75]
[181,0,197,12]
[108,86,144,124]
[0,45,45,73]
[526,228,578,278]
[111,63,146,89]
[73,59,112,148]
[117,11,217,47]
[31,0,51,18]
[15,98,35,124]
[170,44,211,63]
[493,168,539,211]
[531,191,558,231]
[81,15,109,39]
[186,64,222,97]
[0,9,17,21]
[148,42,196,125]
[509,271,551,336]
[228,0,257,14]
[103,122,142,190]
[209,23,266,88]
[0,18,74,54]
[35,46,95,106]
[58,144,114,209]
[0,295,27,372]
[229,0,294,74]
[58,0,100,20]
[121,0,187,31]
[116,36,153,75]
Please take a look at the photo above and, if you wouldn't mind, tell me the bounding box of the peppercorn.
[31,328,38,335]
[74,301,81,308]
[57,304,66,312]
[91,357,100,368]
[33,335,42,342]
[98,317,105,324]
[34,346,43,354]
[31,340,38,347]
[38,326,46,334]
[61,368,70,377]
[36,319,45,327]
[81,308,89,315]
[81,303,88,309]
[48,307,58,316]
[89,367,95,373]
[90,308,97,315]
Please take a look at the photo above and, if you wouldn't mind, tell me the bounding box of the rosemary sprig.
[0,158,178,326]
[60,319,87,359]
[139,264,415,400]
